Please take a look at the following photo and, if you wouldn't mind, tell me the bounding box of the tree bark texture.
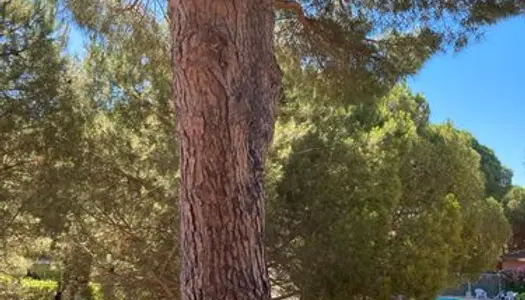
[169,1,281,300]
[62,243,93,300]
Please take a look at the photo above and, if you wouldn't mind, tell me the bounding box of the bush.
[501,269,525,294]
[0,277,56,300]
[29,263,62,281]
[0,275,102,300]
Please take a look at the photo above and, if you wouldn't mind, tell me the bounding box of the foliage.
[64,0,525,108]
[0,275,101,300]
[504,187,525,251]
[501,268,525,294]
[0,0,85,276]
[1,0,59,234]
[469,137,513,201]
[45,8,179,298]
[275,0,524,107]
[1,0,177,296]
[1,1,521,300]
[266,59,510,300]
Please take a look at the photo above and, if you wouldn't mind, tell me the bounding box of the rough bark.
[100,267,116,300]
[61,243,93,300]
[169,1,281,300]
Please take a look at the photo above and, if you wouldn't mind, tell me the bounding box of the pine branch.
[272,291,300,300]
[113,0,142,13]
[275,0,309,26]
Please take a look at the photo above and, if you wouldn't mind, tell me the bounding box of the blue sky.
[408,16,525,186]
[66,16,525,186]
[66,23,86,57]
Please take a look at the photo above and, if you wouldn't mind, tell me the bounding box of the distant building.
[500,250,525,270]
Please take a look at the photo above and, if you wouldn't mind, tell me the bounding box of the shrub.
[0,275,102,300]
[29,263,62,281]
[501,269,525,294]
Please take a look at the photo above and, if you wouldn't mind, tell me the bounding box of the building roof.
[502,250,525,260]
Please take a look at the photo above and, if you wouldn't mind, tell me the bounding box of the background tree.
[167,1,523,298]
[2,1,523,300]
[469,137,513,201]
[56,13,179,299]
[0,0,84,276]
[504,187,525,251]
[2,2,179,299]
[266,58,510,300]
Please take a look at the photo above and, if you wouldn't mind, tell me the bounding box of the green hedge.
[29,263,62,281]
[0,275,102,300]
[501,269,525,294]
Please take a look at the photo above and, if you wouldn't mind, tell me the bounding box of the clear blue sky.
[66,23,86,57]
[408,16,525,186]
[66,16,525,186]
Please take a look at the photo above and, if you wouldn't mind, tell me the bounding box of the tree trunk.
[62,243,93,300]
[100,267,116,300]
[169,1,281,300]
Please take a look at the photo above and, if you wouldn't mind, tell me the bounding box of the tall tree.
[53,14,178,298]
[169,1,522,300]
[64,1,524,300]
[266,78,509,299]
[170,2,280,300]
[504,187,525,251]
[0,0,79,255]
[470,137,513,200]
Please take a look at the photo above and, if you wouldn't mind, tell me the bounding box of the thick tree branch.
[272,291,301,300]
[113,0,141,12]
[275,0,309,26]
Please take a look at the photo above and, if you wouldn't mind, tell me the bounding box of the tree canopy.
[0,1,522,300]
[266,69,510,299]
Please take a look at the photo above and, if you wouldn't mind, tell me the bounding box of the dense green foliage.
[0,275,102,300]
[504,187,525,251]
[501,269,525,294]
[1,0,523,300]
[470,137,513,200]
[266,66,510,299]
[0,0,84,278]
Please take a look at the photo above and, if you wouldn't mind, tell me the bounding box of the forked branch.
[275,0,309,26]
[113,0,141,12]
[116,0,309,25]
